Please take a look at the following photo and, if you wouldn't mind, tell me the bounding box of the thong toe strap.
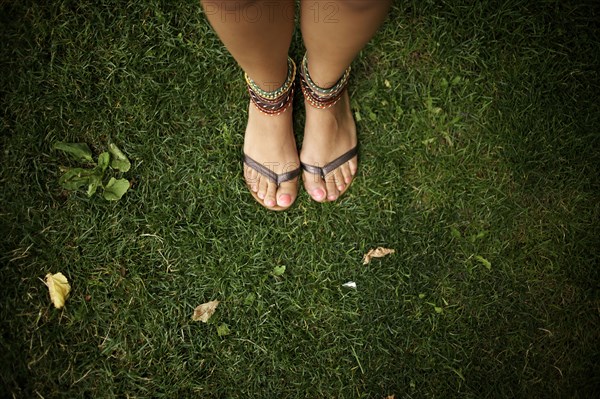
[301,146,358,179]
[244,154,300,186]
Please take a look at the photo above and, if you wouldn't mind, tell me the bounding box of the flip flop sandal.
[243,56,300,211]
[300,145,358,201]
[243,154,300,211]
[299,54,357,202]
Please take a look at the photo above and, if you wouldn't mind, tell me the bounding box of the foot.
[243,102,300,210]
[300,90,358,202]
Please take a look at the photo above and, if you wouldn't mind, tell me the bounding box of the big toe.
[303,172,327,202]
[276,180,297,208]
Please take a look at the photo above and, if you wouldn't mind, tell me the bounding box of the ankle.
[300,54,350,110]
[246,56,296,117]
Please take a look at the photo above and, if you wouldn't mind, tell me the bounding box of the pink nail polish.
[312,189,325,199]
[278,194,291,206]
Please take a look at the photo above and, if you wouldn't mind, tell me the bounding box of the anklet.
[299,54,351,109]
[245,57,296,116]
[245,57,296,100]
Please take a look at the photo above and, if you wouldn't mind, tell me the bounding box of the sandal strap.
[244,154,300,186]
[301,146,358,179]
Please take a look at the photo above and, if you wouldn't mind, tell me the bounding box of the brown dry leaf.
[45,272,71,309]
[363,247,395,265]
[385,395,396,399]
[192,300,220,323]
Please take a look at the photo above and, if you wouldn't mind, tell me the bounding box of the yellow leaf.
[363,247,395,265]
[45,272,71,309]
[192,300,220,323]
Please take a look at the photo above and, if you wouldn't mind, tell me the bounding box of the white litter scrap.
[342,281,357,289]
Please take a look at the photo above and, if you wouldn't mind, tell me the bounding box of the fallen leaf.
[272,265,286,276]
[342,281,357,289]
[385,395,396,399]
[244,293,256,306]
[45,272,71,309]
[450,227,461,239]
[474,255,492,270]
[355,110,362,122]
[363,247,395,265]
[192,300,220,323]
[217,323,231,337]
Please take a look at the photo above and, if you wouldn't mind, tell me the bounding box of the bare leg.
[300,0,391,202]
[200,0,298,209]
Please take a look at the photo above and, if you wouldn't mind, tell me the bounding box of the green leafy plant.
[54,142,131,201]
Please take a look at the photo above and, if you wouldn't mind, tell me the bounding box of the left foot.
[300,90,358,202]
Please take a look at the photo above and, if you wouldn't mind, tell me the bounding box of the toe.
[348,157,358,176]
[340,162,353,185]
[324,172,340,201]
[276,179,297,208]
[257,174,269,200]
[263,180,278,208]
[332,168,346,192]
[244,164,259,192]
[303,171,327,202]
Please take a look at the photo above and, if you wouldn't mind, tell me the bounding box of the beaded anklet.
[299,54,351,109]
[245,57,296,116]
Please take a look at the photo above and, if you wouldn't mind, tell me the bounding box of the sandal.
[243,56,301,211]
[299,54,358,201]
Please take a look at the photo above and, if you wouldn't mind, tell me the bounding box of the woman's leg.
[299,0,391,202]
[200,0,298,209]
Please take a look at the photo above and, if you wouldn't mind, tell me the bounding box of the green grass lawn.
[1,0,599,397]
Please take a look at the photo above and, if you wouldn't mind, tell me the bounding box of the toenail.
[328,195,337,201]
[312,188,325,200]
[258,192,265,199]
[278,194,291,206]
[338,185,345,191]
[265,198,275,207]
[345,176,352,183]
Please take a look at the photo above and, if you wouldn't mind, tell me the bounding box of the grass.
[1,0,599,397]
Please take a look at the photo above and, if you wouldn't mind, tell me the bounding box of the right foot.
[243,101,300,210]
